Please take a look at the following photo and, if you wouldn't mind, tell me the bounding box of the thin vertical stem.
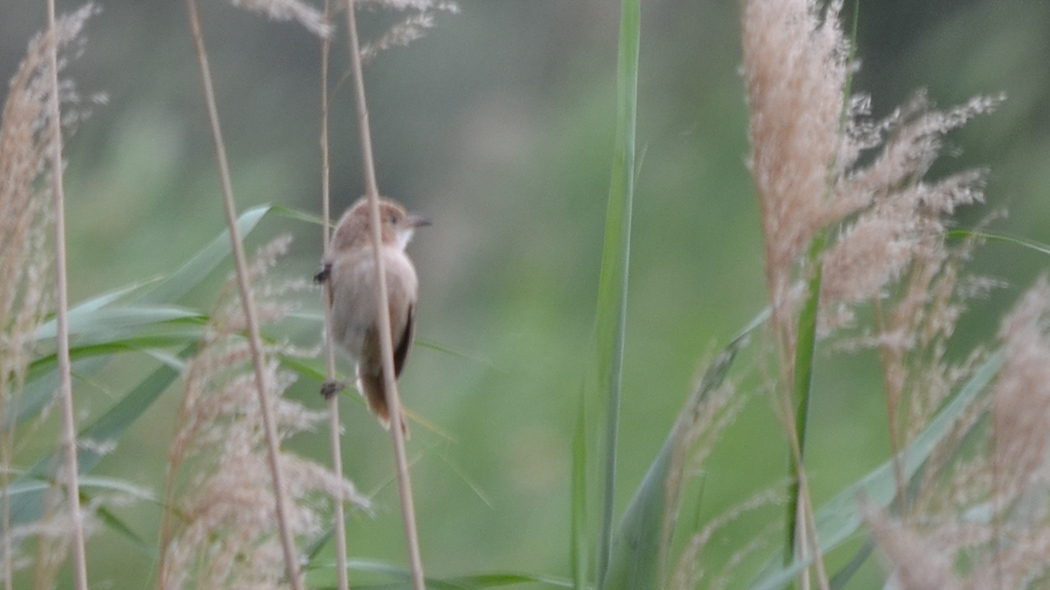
[45,1,89,588]
[184,1,303,588]
[326,397,350,590]
[320,2,351,588]
[344,2,426,589]
[345,0,379,197]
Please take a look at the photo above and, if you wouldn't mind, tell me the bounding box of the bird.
[316,196,429,434]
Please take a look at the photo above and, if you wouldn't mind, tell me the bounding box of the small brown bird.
[317,197,429,433]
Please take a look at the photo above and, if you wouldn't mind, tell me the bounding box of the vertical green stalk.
[783,0,860,573]
[594,0,639,587]
[784,230,825,565]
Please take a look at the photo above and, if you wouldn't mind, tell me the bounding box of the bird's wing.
[393,303,415,378]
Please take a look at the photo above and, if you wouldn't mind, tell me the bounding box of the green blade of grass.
[0,477,158,558]
[34,305,203,342]
[94,503,159,559]
[3,475,161,559]
[269,203,328,228]
[828,537,874,590]
[278,353,330,384]
[4,346,192,535]
[78,478,160,560]
[948,229,1050,257]
[33,280,160,328]
[29,332,205,378]
[4,356,105,432]
[137,204,273,305]
[65,347,192,474]
[785,229,825,563]
[784,2,860,568]
[0,205,287,552]
[321,559,574,590]
[12,206,269,432]
[748,350,1003,590]
[9,322,203,433]
[593,0,639,585]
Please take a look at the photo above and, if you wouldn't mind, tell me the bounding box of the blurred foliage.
[1,0,1048,588]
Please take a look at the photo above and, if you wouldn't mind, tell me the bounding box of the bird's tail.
[358,368,410,438]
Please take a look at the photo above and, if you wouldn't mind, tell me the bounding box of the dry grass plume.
[157,237,369,590]
[0,5,98,585]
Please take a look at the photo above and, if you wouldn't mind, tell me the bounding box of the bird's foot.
[320,380,345,399]
[313,262,332,284]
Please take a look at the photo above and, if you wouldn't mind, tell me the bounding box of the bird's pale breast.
[330,245,419,363]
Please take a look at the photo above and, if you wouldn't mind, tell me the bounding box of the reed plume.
[865,277,1050,589]
[0,5,98,585]
[743,0,1000,584]
[157,237,369,590]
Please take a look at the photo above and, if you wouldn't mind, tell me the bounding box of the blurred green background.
[1,0,1049,588]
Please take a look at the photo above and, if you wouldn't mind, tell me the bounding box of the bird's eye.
[389,215,399,224]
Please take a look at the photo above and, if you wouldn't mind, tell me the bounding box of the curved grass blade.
[4,356,104,432]
[9,319,204,432]
[78,478,160,559]
[748,350,1003,590]
[94,503,158,559]
[278,353,330,384]
[34,280,160,329]
[137,204,273,305]
[12,206,269,432]
[3,475,153,504]
[828,537,874,590]
[948,229,1050,258]
[321,559,574,590]
[414,337,496,368]
[0,476,158,557]
[66,348,192,474]
[15,315,201,430]
[30,334,203,376]
[3,346,192,535]
[34,305,202,342]
[269,204,327,228]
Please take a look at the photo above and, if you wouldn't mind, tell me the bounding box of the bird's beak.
[406,214,432,228]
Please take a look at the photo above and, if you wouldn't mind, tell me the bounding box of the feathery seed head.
[159,238,369,590]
